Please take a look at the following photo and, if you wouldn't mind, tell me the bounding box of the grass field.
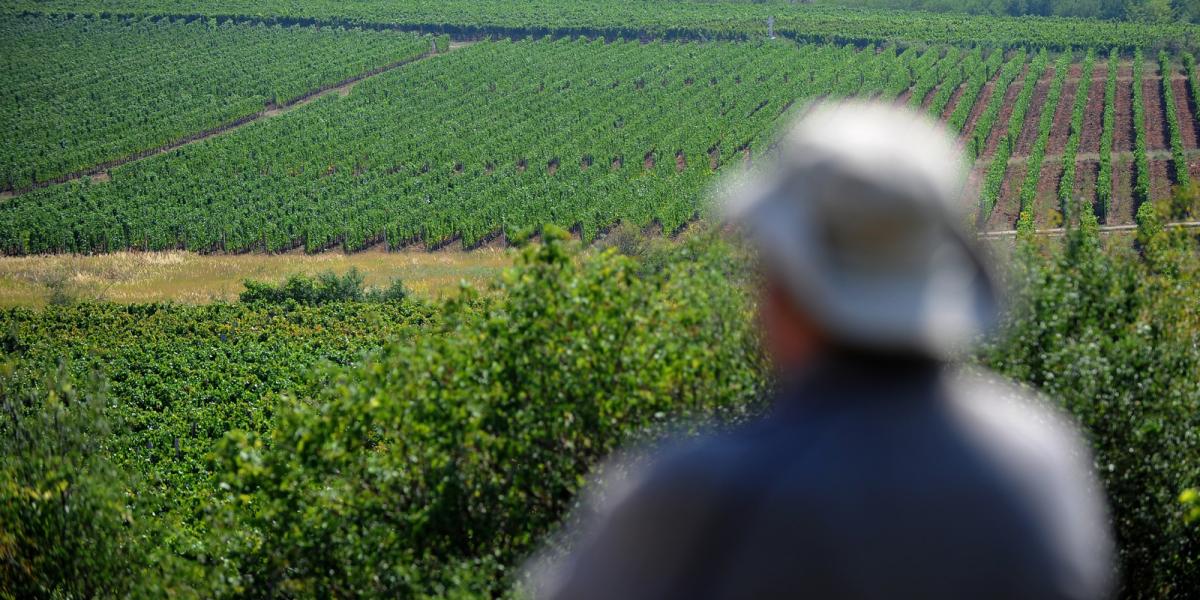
[0,247,511,306]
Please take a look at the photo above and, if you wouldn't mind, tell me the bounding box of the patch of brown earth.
[920,84,939,111]
[984,69,1027,157]
[1114,69,1133,152]
[1143,76,1168,151]
[1073,159,1100,223]
[1109,157,1135,225]
[1171,77,1199,148]
[1150,159,1172,200]
[1033,161,1065,228]
[1014,67,1055,156]
[547,158,559,176]
[896,87,914,106]
[985,165,1022,231]
[643,151,656,170]
[1079,75,1106,153]
[675,151,686,172]
[960,77,998,143]
[611,156,623,170]
[940,82,967,122]
[1047,79,1078,155]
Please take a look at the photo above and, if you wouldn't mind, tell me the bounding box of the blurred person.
[529,101,1113,599]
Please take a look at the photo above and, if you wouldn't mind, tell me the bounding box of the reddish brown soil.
[643,152,656,170]
[986,164,1023,231]
[920,85,939,111]
[1014,68,1055,156]
[547,158,559,176]
[1143,76,1168,151]
[1191,156,1200,182]
[960,74,1000,143]
[1110,158,1135,225]
[709,148,719,170]
[675,151,686,172]
[1150,159,1172,200]
[1067,63,1083,79]
[611,156,623,170]
[940,82,967,121]
[1033,161,1065,228]
[1073,160,1100,223]
[984,70,1027,157]
[1172,77,1199,149]
[1079,75,1106,153]
[1047,79,1078,155]
[896,87,914,105]
[1114,72,1133,152]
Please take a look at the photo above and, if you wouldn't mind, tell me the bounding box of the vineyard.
[0,15,434,191]
[2,19,1200,253]
[4,3,1200,598]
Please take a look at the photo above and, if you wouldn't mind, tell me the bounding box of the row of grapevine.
[925,48,978,119]
[1186,53,1200,128]
[0,38,934,254]
[905,47,957,110]
[979,49,1047,223]
[1059,50,1097,221]
[0,15,433,190]
[1018,52,1071,216]
[6,0,1199,51]
[1131,49,1150,207]
[1159,52,1191,188]
[946,48,1004,133]
[966,49,1028,162]
[1097,50,1118,219]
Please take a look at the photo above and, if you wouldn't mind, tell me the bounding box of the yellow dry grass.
[0,247,513,307]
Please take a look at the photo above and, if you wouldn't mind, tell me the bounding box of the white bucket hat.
[724,100,1000,358]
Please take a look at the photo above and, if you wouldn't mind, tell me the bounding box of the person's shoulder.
[941,367,1098,491]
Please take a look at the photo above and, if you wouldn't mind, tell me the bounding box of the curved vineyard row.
[5,0,1199,51]
[0,15,433,190]
[1059,50,1096,221]
[0,38,934,254]
[1132,49,1150,207]
[1160,51,1190,188]
[1098,50,1118,220]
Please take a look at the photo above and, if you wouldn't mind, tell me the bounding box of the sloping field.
[0,15,434,190]
[2,11,1199,254]
[1,38,955,253]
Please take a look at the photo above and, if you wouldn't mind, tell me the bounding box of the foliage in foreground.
[2,222,1200,597]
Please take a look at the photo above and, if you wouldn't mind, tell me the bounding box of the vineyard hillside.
[1,17,1199,254]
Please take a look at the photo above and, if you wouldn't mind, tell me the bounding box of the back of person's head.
[724,101,1000,359]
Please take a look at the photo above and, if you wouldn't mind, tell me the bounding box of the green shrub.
[980,224,1200,597]
[0,362,203,598]
[240,268,407,305]
[208,232,766,596]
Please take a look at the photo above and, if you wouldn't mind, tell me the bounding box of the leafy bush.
[0,362,201,598]
[980,217,1200,597]
[209,229,766,596]
[240,268,407,305]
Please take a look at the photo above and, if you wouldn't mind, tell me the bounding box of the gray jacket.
[535,357,1113,599]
